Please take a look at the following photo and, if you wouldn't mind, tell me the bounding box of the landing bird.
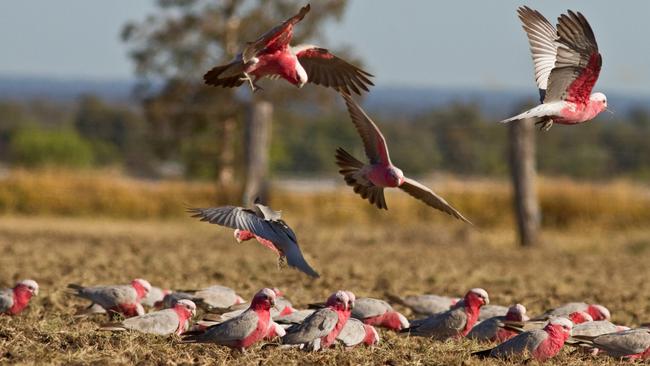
[188,202,320,278]
[67,279,151,317]
[572,328,650,360]
[402,288,489,339]
[203,4,373,94]
[181,288,276,350]
[501,7,607,130]
[281,290,351,351]
[100,299,196,336]
[337,318,380,348]
[0,279,39,315]
[473,317,573,362]
[335,94,471,223]
[468,304,529,343]
[532,302,610,321]
[387,293,459,316]
[350,298,409,331]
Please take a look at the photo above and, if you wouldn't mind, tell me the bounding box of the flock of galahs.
[3,4,634,363]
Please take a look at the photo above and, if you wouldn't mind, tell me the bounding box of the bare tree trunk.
[509,118,540,246]
[242,99,272,206]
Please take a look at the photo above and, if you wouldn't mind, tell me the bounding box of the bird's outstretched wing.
[295,46,374,95]
[341,93,390,165]
[398,178,472,224]
[544,10,601,104]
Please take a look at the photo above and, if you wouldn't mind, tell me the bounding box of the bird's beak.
[349,301,355,310]
[483,297,490,305]
[33,288,39,296]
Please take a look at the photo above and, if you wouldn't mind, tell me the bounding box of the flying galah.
[501,7,606,130]
[350,298,409,331]
[402,288,489,339]
[388,293,459,316]
[203,4,373,94]
[162,285,245,310]
[572,328,650,360]
[67,279,151,317]
[0,279,39,315]
[282,290,351,351]
[473,317,573,362]
[335,94,471,223]
[532,302,610,321]
[337,318,380,348]
[189,202,320,278]
[468,304,529,343]
[100,299,196,336]
[181,288,276,350]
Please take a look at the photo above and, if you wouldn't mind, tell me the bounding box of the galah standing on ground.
[572,328,650,360]
[335,94,471,223]
[67,279,151,317]
[532,302,610,321]
[281,291,351,351]
[158,285,245,311]
[189,201,320,278]
[402,288,489,339]
[0,279,39,315]
[337,318,380,348]
[468,304,529,343]
[501,6,607,130]
[350,298,409,331]
[181,288,276,350]
[388,293,459,316]
[203,4,373,94]
[100,299,196,336]
[473,317,573,362]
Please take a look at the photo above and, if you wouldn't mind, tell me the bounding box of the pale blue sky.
[1,1,649,95]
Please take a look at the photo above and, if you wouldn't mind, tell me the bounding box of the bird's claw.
[535,120,553,131]
[278,256,288,269]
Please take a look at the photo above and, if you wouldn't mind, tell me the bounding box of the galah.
[571,320,623,338]
[162,285,245,310]
[335,94,471,223]
[388,293,459,316]
[274,309,315,326]
[468,304,528,343]
[337,318,380,348]
[350,297,409,331]
[532,302,610,321]
[181,288,276,350]
[0,279,39,315]
[478,304,513,322]
[100,299,196,336]
[203,4,373,94]
[572,328,650,360]
[141,286,171,308]
[282,290,351,351]
[501,6,607,130]
[473,317,573,362]
[402,288,489,339]
[67,279,151,317]
[189,201,320,278]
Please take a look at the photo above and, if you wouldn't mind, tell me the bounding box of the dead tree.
[509,118,541,246]
[243,99,273,205]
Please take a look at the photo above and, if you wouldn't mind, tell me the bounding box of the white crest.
[550,317,573,330]
[134,278,152,293]
[17,279,39,295]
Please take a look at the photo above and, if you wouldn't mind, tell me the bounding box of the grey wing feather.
[399,177,472,224]
[517,6,558,100]
[337,318,366,347]
[352,298,391,319]
[490,329,548,358]
[120,309,179,335]
[479,305,509,321]
[400,295,457,315]
[274,309,315,324]
[0,288,13,313]
[410,308,467,339]
[196,309,259,344]
[593,329,650,358]
[572,321,619,337]
[254,203,282,221]
[74,285,136,308]
[341,93,390,165]
[282,308,338,344]
[467,317,503,341]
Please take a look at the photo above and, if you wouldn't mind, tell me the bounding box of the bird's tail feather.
[335,147,387,210]
[203,62,246,88]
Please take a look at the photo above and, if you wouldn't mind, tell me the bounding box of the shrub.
[9,128,94,168]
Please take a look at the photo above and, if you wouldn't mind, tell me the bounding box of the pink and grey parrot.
[388,293,459,316]
[335,93,471,223]
[473,317,573,362]
[337,318,380,348]
[181,288,276,350]
[203,4,373,94]
[0,279,39,315]
[532,302,610,321]
[402,288,489,339]
[351,297,409,331]
[281,290,351,351]
[67,279,151,317]
[100,299,196,336]
[189,202,319,278]
[468,303,529,343]
[501,7,607,130]
[572,328,650,360]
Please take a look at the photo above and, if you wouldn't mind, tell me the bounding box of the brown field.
[1,209,649,365]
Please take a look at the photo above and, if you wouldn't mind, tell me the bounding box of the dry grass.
[1,215,649,365]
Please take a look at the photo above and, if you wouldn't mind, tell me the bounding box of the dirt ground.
[1,215,649,365]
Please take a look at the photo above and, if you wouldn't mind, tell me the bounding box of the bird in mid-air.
[203,4,373,94]
[501,7,606,130]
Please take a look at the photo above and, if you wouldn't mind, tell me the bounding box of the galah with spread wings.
[100,299,196,336]
[203,4,373,94]
[0,279,39,315]
[181,288,276,350]
[188,202,319,278]
[501,7,607,130]
[335,94,471,223]
[67,279,151,317]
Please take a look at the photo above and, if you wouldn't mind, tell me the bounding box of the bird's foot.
[278,256,288,269]
[535,120,553,131]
